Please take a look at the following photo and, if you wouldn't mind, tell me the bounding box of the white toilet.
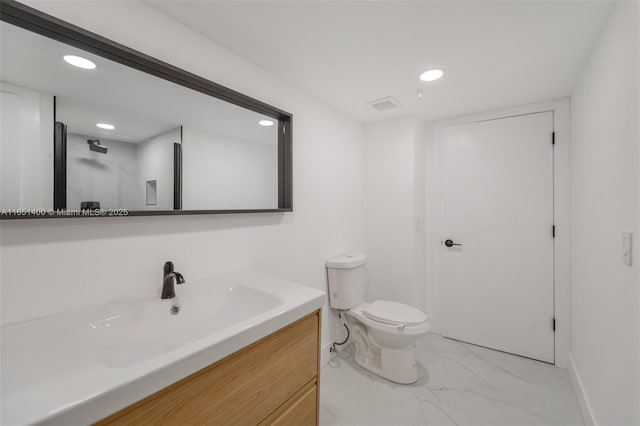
[326,253,429,384]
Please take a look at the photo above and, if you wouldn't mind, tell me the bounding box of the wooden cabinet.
[96,310,321,426]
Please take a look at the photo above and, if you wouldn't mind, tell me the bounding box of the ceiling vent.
[368,96,401,111]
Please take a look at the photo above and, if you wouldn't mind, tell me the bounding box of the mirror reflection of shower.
[87,139,108,154]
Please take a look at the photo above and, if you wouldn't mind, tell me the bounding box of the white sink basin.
[1,272,325,426]
[83,285,281,368]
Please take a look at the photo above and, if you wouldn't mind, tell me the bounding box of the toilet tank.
[326,253,367,310]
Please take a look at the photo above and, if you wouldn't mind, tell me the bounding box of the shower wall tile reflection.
[67,134,137,210]
[66,128,178,211]
[135,127,179,211]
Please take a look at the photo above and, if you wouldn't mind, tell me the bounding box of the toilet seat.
[347,301,429,336]
[363,300,427,326]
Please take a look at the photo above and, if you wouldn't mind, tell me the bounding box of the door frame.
[427,98,571,367]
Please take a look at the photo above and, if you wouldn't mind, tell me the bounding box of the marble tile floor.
[319,332,583,426]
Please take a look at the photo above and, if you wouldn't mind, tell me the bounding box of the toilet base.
[353,343,419,384]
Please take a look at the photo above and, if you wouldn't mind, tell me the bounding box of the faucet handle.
[163,261,174,276]
[174,272,186,285]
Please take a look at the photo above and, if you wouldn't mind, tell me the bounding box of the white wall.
[363,116,425,311]
[570,2,640,425]
[66,133,138,210]
[136,127,180,211]
[182,127,278,210]
[0,81,53,210]
[0,1,365,357]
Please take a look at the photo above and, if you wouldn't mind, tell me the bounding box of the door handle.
[444,239,462,247]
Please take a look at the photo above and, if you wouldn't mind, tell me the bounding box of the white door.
[439,112,554,363]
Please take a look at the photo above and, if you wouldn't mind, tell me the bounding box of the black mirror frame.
[0,0,293,219]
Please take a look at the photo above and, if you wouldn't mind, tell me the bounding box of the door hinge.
[552,225,556,238]
[552,318,556,331]
[552,132,555,145]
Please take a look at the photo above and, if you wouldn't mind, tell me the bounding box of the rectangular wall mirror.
[0,1,292,219]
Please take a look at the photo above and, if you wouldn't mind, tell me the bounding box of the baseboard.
[569,353,597,426]
[320,342,332,367]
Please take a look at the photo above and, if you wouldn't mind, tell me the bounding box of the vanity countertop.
[0,272,325,426]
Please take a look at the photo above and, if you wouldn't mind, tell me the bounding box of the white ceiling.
[150,1,614,123]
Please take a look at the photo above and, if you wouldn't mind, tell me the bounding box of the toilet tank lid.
[326,253,367,269]
[364,300,427,326]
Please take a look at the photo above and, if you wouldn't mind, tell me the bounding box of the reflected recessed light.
[419,69,444,82]
[258,120,274,127]
[96,123,115,130]
[63,55,96,70]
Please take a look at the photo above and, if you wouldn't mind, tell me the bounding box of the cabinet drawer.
[97,311,319,425]
[262,382,317,426]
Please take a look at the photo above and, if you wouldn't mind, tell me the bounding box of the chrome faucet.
[161,261,185,299]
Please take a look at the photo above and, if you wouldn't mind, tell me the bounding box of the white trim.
[428,98,571,367]
[569,353,597,426]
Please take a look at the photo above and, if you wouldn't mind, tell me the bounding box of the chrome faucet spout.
[162,261,186,299]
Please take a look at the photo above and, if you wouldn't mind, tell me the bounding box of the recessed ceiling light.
[96,123,115,130]
[258,120,274,127]
[63,55,96,70]
[419,69,444,82]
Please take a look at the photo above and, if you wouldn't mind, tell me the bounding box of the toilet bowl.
[326,253,429,384]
